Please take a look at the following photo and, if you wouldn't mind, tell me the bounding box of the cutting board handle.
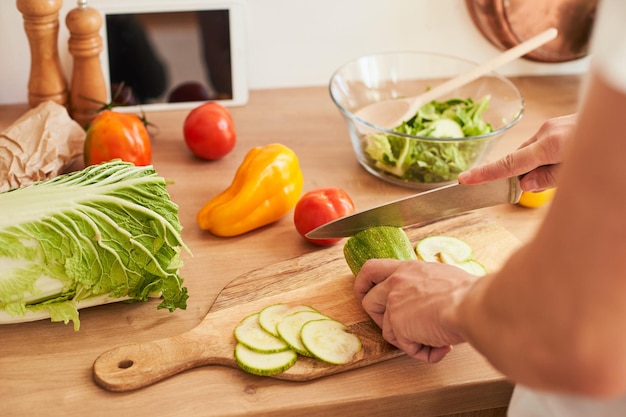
[92,328,233,392]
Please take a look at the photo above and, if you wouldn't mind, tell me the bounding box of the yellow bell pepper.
[197,143,304,237]
[517,188,557,208]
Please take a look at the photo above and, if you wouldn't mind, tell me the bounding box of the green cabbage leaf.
[0,160,189,330]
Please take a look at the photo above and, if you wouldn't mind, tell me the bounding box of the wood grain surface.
[93,212,521,392]
[0,76,580,417]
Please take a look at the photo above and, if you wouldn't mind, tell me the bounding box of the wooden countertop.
[0,75,581,417]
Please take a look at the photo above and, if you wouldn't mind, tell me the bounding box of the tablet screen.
[99,2,247,111]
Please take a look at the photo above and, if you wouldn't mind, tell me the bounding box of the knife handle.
[508,177,523,204]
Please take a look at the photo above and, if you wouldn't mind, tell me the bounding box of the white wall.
[1,0,589,105]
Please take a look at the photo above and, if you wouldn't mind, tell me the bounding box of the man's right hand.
[458,114,576,192]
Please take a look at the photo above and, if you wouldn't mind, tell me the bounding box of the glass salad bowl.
[329,51,524,189]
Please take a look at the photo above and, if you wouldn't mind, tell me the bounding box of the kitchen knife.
[306,177,522,239]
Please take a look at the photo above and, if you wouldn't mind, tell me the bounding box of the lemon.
[517,188,557,208]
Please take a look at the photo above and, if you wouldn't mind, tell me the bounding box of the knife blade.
[305,177,522,239]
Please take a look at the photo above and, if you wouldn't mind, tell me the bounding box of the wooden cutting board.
[92,212,521,392]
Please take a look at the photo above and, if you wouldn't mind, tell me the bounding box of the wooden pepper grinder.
[16,0,69,108]
[66,0,108,128]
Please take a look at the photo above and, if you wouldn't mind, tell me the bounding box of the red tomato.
[293,188,356,246]
[183,102,236,160]
[84,110,151,166]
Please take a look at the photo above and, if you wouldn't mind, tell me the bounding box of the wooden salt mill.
[16,0,68,108]
[66,0,108,128]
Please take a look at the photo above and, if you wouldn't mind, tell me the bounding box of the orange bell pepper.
[197,143,304,236]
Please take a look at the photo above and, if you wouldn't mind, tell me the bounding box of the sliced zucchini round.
[234,343,297,376]
[416,235,473,263]
[234,312,289,353]
[257,304,290,337]
[258,304,315,337]
[300,319,362,365]
[446,258,487,276]
[276,310,329,356]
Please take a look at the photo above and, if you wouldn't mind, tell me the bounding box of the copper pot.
[466,0,598,62]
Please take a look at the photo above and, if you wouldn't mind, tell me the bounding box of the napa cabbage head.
[0,160,189,330]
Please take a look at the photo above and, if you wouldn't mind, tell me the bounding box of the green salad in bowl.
[364,96,494,184]
[330,52,524,189]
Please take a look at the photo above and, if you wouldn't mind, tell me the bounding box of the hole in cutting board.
[118,359,134,369]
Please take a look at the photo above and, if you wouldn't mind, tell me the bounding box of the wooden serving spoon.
[355,27,558,130]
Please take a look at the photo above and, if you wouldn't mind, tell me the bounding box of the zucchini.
[234,343,297,376]
[234,312,289,353]
[450,258,487,276]
[233,304,363,376]
[301,319,362,365]
[343,226,417,275]
[416,235,487,277]
[258,303,316,337]
[416,235,472,263]
[276,310,330,356]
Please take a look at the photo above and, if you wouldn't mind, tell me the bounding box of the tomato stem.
[79,82,154,132]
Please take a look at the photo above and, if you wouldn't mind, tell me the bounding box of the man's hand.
[458,114,576,192]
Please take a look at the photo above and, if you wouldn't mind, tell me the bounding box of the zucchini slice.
[258,303,315,337]
[416,235,473,263]
[234,312,289,353]
[276,310,329,356]
[417,236,487,276]
[300,319,362,365]
[234,343,297,376]
[444,257,487,276]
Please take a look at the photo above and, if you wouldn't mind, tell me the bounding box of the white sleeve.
[509,385,626,417]
[590,0,626,93]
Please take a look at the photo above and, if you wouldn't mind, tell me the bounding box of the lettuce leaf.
[0,160,189,330]
[363,96,493,183]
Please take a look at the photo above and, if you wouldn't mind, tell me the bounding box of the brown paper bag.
[0,101,85,192]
